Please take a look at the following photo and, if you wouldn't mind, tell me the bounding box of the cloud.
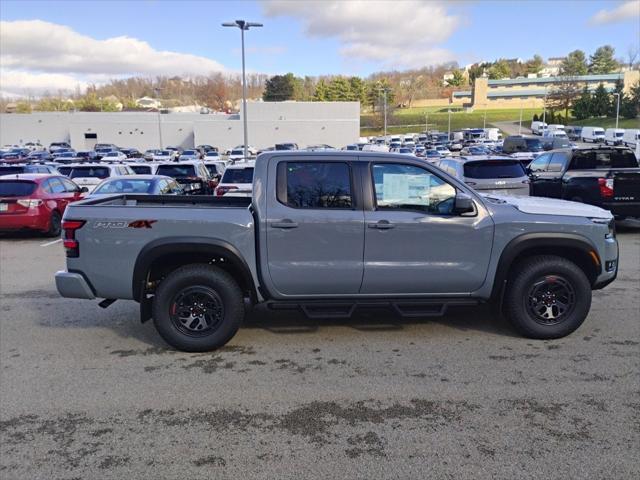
[261,0,461,67]
[0,20,227,96]
[0,70,89,98]
[589,1,640,25]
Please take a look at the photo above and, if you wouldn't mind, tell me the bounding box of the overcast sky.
[1,0,639,97]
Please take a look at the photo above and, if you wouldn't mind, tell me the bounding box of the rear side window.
[0,181,37,196]
[48,178,66,193]
[57,166,72,176]
[570,150,639,170]
[463,160,526,179]
[277,162,352,209]
[69,167,110,179]
[156,165,196,178]
[0,166,24,175]
[221,167,254,184]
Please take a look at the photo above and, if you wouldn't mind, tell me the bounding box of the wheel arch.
[491,233,601,303]
[132,237,257,303]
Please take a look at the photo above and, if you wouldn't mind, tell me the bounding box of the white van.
[543,129,568,139]
[547,124,565,132]
[484,128,502,141]
[604,128,625,146]
[581,126,605,143]
[622,129,639,148]
[530,121,547,135]
[362,143,390,152]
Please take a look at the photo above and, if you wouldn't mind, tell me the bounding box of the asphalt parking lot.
[1,225,639,479]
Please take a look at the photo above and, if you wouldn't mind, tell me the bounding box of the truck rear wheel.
[504,255,591,339]
[152,264,244,352]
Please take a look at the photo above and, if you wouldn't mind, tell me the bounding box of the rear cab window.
[277,162,352,209]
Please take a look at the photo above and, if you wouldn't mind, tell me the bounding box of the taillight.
[215,186,238,197]
[62,220,85,257]
[16,199,43,208]
[598,178,614,198]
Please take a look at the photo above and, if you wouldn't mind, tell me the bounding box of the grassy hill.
[360,106,639,136]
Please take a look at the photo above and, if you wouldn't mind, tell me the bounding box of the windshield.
[104,152,119,157]
[221,167,254,184]
[0,181,37,196]
[230,150,244,156]
[93,179,154,194]
[615,132,624,137]
[182,150,196,155]
[205,152,219,156]
[158,150,171,156]
[156,165,196,177]
[69,167,110,179]
[464,160,526,179]
[130,165,152,174]
[204,165,221,176]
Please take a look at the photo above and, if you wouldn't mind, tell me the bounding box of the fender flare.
[490,232,600,301]
[132,236,256,301]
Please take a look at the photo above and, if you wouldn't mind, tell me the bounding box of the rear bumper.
[55,271,95,299]
[0,211,49,231]
[602,202,640,218]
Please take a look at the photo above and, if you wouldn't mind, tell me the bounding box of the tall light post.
[377,86,390,139]
[613,92,621,129]
[447,109,452,140]
[222,19,263,160]
[483,111,487,130]
[518,107,523,134]
[153,87,163,149]
[542,87,548,124]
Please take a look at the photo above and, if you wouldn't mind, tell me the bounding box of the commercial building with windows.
[451,70,639,109]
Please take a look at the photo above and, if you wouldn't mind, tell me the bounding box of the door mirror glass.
[454,192,475,215]
[80,186,89,193]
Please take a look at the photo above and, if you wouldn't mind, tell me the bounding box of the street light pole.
[542,87,548,124]
[223,20,263,160]
[154,87,163,149]
[518,107,523,134]
[613,93,620,129]
[447,109,451,140]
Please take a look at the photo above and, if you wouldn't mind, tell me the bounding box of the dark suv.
[503,135,544,155]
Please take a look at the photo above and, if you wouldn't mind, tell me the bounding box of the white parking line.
[40,238,62,247]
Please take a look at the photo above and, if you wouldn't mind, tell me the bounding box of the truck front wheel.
[504,255,592,339]
[152,264,244,352]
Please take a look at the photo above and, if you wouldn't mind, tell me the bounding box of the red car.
[0,174,86,236]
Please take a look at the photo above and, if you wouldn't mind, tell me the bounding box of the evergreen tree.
[487,60,511,79]
[526,55,544,75]
[326,77,351,101]
[591,83,610,117]
[560,50,588,76]
[619,93,637,119]
[313,80,329,101]
[348,76,367,103]
[572,86,593,120]
[589,45,619,74]
[263,73,296,101]
[446,70,466,87]
[532,113,539,122]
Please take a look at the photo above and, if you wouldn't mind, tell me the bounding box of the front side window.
[60,178,80,192]
[278,162,352,209]
[48,178,66,193]
[547,153,569,172]
[372,163,456,215]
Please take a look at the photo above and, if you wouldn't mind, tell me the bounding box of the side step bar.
[266,298,480,319]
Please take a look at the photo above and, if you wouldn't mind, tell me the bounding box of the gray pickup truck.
[55,151,619,351]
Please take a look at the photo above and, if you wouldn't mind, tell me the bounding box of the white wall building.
[0,101,360,151]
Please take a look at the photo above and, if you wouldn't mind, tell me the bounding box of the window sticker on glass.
[382,174,431,206]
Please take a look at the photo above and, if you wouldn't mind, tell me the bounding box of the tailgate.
[612,170,640,202]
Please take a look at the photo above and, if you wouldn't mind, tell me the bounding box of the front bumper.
[55,271,95,299]
[592,237,619,290]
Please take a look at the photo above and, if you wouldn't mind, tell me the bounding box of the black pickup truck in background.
[527,147,640,219]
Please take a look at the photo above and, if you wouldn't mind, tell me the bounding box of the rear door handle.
[271,220,298,229]
[368,221,395,230]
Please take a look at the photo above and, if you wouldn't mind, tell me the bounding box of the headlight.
[590,217,615,239]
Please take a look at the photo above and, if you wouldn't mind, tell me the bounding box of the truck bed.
[62,194,257,300]
[77,194,252,209]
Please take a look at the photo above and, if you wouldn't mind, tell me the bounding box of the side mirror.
[80,187,89,193]
[454,192,475,215]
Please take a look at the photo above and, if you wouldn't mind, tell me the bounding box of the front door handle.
[368,220,395,230]
[271,219,298,229]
